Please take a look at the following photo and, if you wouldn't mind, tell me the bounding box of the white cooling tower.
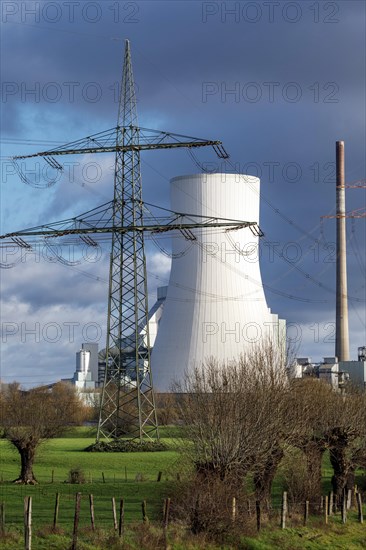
[151,173,285,391]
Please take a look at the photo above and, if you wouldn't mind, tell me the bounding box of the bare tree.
[176,340,291,487]
[327,389,366,506]
[0,382,88,484]
[289,380,366,508]
[155,393,180,426]
[289,378,335,505]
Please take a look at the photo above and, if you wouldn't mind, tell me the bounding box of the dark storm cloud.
[0,0,365,385]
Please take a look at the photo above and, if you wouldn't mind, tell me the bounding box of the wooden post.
[280,492,287,529]
[324,495,328,525]
[341,490,347,524]
[102,472,105,483]
[328,491,333,516]
[112,497,117,530]
[347,489,352,510]
[353,485,358,510]
[51,470,54,484]
[0,501,5,536]
[142,500,148,524]
[89,494,95,531]
[24,496,32,550]
[163,497,170,548]
[304,500,309,526]
[232,496,236,523]
[163,498,171,528]
[247,499,251,517]
[71,492,81,550]
[53,493,60,530]
[157,471,162,482]
[118,499,125,538]
[356,492,363,524]
[255,500,261,532]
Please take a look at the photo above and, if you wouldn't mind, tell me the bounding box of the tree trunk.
[13,445,37,484]
[303,441,326,508]
[253,446,284,511]
[329,445,350,507]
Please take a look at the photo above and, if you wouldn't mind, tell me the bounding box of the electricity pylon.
[7,40,248,443]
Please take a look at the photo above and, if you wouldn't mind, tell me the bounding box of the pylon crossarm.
[0,217,256,242]
[13,126,226,160]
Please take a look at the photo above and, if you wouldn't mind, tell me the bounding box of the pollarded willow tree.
[289,378,336,504]
[327,387,366,505]
[0,382,88,484]
[289,378,366,508]
[171,339,300,535]
[175,340,295,493]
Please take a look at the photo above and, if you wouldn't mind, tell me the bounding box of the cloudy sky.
[0,0,365,387]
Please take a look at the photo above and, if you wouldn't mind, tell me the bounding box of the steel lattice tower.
[97,40,157,441]
[6,39,236,445]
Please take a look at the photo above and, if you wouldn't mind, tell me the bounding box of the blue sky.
[0,0,365,386]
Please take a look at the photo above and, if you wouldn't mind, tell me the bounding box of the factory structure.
[3,41,364,442]
[68,171,288,394]
[69,168,365,395]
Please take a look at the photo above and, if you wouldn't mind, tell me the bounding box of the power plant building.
[151,173,286,391]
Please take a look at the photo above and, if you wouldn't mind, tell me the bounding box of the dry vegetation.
[171,341,366,540]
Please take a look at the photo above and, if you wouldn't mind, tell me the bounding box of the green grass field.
[0,427,365,549]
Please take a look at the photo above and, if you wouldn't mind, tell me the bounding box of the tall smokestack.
[335,140,350,361]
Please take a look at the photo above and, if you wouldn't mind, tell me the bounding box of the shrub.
[85,440,167,452]
[67,467,86,484]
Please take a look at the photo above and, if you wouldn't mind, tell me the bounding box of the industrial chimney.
[335,141,350,361]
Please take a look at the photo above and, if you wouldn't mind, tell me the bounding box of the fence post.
[247,499,251,517]
[163,498,170,548]
[102,472,105,483]
[142,500,148,524]
[324,495,328,525]
[356,492,363,524]
[112,497,117,530]
[341,490,347,524]
[256,500,261,532]
[157,471,162,482]
[118,498,125,538]
[328,491,333,516]
[304,500,309,526]
[89,494,95,531]
[53,493,60,530]
[71,492,81,550]
[0,501,5,536]
[346,489,352,510]
[24,496,32,550]
[232,497,236,523]
[280,492,287,529]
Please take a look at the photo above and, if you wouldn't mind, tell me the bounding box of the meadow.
[0,427,366,549]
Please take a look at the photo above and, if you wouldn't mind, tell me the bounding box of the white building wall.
[151,173,286,390]
[74,349,95,391]
[81,343,99,382]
